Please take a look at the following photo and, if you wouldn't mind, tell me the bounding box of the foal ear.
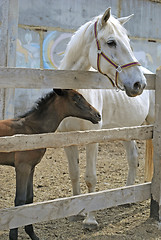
[101,8,111,26]
[118,14,134,25]
[53,89,64,96]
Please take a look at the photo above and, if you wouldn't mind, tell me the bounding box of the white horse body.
[59,89,150,130]
[101,89,150,128]
[57,8,151,228]
[58,88,153,188]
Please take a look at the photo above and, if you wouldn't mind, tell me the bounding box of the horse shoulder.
[0,119,15,137]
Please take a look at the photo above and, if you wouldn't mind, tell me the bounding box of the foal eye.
[107,40,117,47]
[73,95,82,104]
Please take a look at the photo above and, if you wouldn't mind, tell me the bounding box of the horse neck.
[24,98,67,134]
[59,21,92,70]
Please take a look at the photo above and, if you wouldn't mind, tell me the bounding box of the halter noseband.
[94,20,140,90]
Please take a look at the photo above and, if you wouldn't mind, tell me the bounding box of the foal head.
[54,89,101,124]
[19,89,100,133]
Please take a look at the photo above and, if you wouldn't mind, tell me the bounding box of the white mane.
[59,13,130,71]
[59,21,92,70]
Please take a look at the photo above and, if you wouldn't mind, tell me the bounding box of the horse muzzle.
[91,112,101,124]
[124,80,147,97]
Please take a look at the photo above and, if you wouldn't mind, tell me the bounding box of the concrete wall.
[0,0,161,116]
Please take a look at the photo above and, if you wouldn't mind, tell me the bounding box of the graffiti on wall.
[131,40,161,72]
[16,32,40,68]
[43,31,72,69]
[16,30,73,69]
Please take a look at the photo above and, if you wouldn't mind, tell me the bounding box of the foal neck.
[21,93,65,134]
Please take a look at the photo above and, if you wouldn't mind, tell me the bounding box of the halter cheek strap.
[94,21,141,90]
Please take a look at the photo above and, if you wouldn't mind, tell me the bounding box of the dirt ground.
[0,140,161,240]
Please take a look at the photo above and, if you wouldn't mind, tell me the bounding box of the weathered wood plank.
[0,182,151,230]
[150,67,161,220]
[0,125,153,152]
[144,139,154,182]
[0,1,9,66]
[145,73,155,90]
[0,0,19,119]
[0,0,10,120]
[3,0,19,119]
[0,67,155,89]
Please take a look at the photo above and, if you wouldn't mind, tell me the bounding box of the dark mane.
[19,90,56,118]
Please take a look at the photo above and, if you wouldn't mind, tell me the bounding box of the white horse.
[58,8,150,228]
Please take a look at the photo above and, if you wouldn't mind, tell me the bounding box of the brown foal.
[0,89,101,240]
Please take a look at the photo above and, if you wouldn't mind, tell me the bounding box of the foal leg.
[123,140,139,186]
[83,143,98,229]
[9,164,30,240]
[25,168,39,240]
[65,146,85,220]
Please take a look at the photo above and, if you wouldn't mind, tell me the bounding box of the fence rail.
[0,125,153,152]
[0,182,151,230]
[0,67,155,89]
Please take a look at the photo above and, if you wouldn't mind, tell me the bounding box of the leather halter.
[94,20,140,90]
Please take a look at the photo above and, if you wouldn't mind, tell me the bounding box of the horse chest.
[102,90,150,128]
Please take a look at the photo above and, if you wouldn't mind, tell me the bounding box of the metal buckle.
[116,65,122,73]
[97,49,102,54]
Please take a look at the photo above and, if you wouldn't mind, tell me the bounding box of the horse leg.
[65,145,80,195]
[64,145,85,221]
[9,164,30,240]
[25,167,39,240]
[123,140,139,186]
[83,143,98,229]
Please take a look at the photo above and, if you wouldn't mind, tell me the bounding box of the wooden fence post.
[144,139,153,182]
[0,0,19,119]
[150,66,161,220]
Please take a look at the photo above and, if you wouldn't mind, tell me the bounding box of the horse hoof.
[83,219,98,230]
[69,213,86,222]
[83,222,98,230]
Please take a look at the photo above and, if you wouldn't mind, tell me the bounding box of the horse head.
[88,8,146,97]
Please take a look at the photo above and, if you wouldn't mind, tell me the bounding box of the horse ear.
[101,8,111,26]
[53,89,64,96]
[118,14,134,25]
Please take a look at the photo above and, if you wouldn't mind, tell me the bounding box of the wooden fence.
[0,0,161,232]
[0,66,161,230]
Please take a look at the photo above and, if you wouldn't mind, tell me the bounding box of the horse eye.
[107,40,117,47]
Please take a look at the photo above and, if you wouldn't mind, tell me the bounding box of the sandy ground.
[0,141,161,240]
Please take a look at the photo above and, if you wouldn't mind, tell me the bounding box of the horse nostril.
[133,81,141,90]
[96,113,101,119]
